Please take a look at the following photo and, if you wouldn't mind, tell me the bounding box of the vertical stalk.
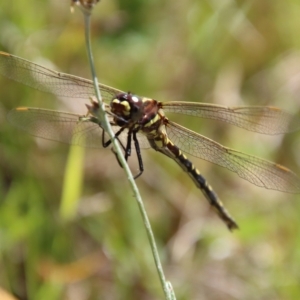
[72,1,176,299]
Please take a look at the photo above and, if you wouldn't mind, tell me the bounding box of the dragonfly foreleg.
[102,126,126,150]
[102,126,128,169]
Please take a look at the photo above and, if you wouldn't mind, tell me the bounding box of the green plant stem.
[78,6,176,300]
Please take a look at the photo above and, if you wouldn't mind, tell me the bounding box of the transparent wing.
[8,107,151,148]
[8,107,105,147]
[163,102,300,134]
[0,51,123,102]
[2,52,298,136]
[166,120,300,193]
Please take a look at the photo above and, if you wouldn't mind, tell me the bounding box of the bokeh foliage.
[1,1,300,299]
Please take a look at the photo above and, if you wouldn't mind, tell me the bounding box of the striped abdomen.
[158,138,238,230]
[142,110,238,230]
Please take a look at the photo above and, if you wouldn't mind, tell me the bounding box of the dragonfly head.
[110,92,145,124]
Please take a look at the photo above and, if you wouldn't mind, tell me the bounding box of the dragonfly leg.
[123,130,144,179]
[102,126,126,150]
[102,126,129,169]
[102,126,143,179]
[132,130,144,179]
[108,130,144,179]
[124,131,132,160]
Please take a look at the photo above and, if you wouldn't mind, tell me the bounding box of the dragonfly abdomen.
[165,139,238,230]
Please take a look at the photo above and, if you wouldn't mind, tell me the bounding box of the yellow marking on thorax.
[144,114,160,127]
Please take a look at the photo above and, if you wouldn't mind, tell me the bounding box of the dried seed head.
[70,0,100,14]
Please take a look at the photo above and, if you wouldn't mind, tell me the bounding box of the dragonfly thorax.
[110,92,160,127]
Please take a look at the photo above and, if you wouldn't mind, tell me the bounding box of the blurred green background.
[1,1,300,299]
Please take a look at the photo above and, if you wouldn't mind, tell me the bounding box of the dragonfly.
[1,51,300,230]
